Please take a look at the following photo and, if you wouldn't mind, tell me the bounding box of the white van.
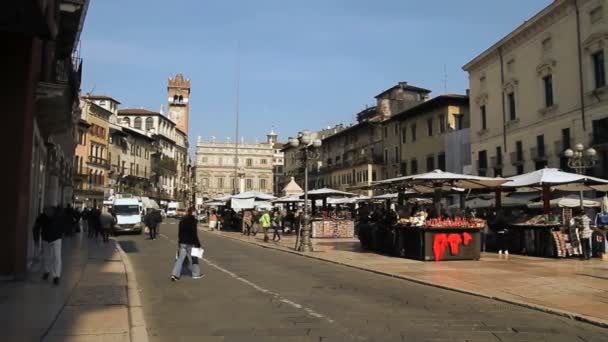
[112,197,143,234]
[166,202,178,217]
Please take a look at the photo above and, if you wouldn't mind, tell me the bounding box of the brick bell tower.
[167,73,191,134]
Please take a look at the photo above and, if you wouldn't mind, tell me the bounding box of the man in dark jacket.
[145,208,162,240]
[171,208,202,281]
[41,207,63,285]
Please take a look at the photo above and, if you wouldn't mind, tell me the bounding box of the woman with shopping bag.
[171,207,203,281]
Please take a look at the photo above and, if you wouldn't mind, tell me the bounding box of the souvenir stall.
[502,169,608,258]
[360,170,508,261]
[302,188,357,238]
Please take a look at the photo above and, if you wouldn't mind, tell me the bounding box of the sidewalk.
[201,226,608,327]
[0,234,147,342]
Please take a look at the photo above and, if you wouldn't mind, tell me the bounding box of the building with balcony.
[117,108,183,201]
[281,125,345,193]
[195,136,275,198]
[79,95,115,205]
[309,82,431,195]
[2,0,89,277]
[382,94,470,178]
[108,123,154,198]
[463,0,608,178]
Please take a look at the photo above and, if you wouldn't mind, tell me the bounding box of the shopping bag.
[144,226,150,234]
[191,247,204,259]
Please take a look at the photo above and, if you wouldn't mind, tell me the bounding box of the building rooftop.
[82,94,121,104]
[118,108,177,126]
[462,1,559,71]
[386,94,469,123]
[374,82,432,99]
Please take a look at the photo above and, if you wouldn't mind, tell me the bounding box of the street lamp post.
[289,131,322,252]
[563,143,597,210]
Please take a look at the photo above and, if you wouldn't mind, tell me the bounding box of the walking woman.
[171,208,203,281]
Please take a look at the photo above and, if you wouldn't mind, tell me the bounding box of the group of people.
[32,204,115,286]
[207,207,301,242]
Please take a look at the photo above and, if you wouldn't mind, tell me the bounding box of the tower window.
[173,95,178,103]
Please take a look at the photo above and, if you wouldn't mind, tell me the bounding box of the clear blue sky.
[81,0,551,147]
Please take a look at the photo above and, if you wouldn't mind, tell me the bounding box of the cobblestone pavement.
[117,221,608,342]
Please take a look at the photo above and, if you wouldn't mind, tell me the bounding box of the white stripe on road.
[159,233,333,324]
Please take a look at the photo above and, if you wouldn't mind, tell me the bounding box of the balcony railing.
[510,151,525,165]
[530,145,548,161]
[88,156,110,169]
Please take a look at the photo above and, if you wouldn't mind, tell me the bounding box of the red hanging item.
[447,233,462,255]
[433,234,449,261]
[462,232,473,246]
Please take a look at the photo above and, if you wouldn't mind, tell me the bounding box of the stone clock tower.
[167,73,190,134]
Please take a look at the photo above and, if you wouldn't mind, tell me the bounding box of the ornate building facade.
[464,0,608,178]
[196,135,275,197]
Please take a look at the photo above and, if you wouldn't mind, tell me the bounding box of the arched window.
[134,117,142,129]
[122,117,131,127]
[145,117,154,130]
[173,95,178,103]
[178,95,183,103]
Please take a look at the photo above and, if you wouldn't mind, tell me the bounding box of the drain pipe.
[575,0,587,131]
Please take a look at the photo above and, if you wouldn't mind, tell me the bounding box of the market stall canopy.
[212,194,232,202]
[232,191,277,200]
[282,177,303,196]
[377,170,508,189]
[502,168,608,191]
[203,201,226,207]
[448,193,538,210]
[372,193,399,200]
[253,201,274,210]
[527,196,600,208]
[303,188,357,198]
[327,196,370,204]
[140,197,160,209]
[272,195,305,203]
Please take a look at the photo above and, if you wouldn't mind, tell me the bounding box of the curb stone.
[202,228,608,329]
[116,241,150,342]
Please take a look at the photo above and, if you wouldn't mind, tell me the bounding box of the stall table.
[312,219,355,238]
[397,226,481,261]
[507,223,562,258]
[358,223,481,261]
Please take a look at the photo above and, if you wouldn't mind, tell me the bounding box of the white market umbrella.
[528,196,600,209]
[502,168,608,191]
[378,170,508,189]
[232,191,277,200]
[304,188,357,198]
[272,194,305,203]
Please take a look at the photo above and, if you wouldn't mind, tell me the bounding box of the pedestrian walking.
[98,207,116,243]
[41,207,62,285]
[171,208,203,281]
[272,208,282,241]
[145,208,162,240]
[242,210,253,235]
[571,207,593,260]
[491,210,509,256]
[208,209,218,230]
[260,209,272,242]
